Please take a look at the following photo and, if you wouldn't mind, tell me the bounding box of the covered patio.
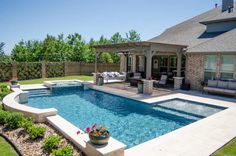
[92,41,187,89]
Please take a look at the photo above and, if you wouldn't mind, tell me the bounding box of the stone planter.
[142,80,154,95]
[174,77,184,90]
[10,84,20,89]
[89,133,110,145]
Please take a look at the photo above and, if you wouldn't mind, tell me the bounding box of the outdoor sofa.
[101,72,126,83]
[203,80,236,97]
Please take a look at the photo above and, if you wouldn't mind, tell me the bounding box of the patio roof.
[91,41,187,53]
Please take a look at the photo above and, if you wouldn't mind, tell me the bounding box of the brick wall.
[186,54,204,90]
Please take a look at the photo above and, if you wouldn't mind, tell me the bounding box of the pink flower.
[86,127,91,133]
[92,124,97,129]
[76,130,80,135]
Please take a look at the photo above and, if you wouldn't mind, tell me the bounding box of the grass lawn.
[0,136,18,156]
[0,75,93,85]
[212,138,236,156]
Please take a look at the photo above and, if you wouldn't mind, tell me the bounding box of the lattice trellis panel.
[0,63,12,82]
[46,62,65,78]
[17,62,42,80]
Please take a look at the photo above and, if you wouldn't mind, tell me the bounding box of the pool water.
[27,87,224,148]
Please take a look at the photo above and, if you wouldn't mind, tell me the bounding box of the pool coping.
[3,82,236,156]
[2,88,57,122]
[3,82,127,156]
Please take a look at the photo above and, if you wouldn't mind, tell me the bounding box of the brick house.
[93,0,236,90]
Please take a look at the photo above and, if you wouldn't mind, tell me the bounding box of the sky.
[0,0,222,54]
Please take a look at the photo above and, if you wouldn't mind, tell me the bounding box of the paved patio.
[100,82,236,103]
[103,82,175,98]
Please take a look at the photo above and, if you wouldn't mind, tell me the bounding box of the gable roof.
[148,4,236,53]
[187,28,236,53]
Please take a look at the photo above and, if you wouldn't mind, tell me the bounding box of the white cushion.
[228,82,236,90]
[208,80,218,87]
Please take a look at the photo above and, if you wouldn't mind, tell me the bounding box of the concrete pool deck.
[4,82,236,156]
[90,85,236,156]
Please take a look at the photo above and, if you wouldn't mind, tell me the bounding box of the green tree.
[125,30,141,42]
[0,42,4,55]
[110,32,124,44]
[0,42,11,63]
[67,33,90,62]
[85,38,96,63]
[97,36,113,63]
[12,41,30,62]
[10,30,141,63]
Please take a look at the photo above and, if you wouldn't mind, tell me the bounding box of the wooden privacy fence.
[0,62,120,82]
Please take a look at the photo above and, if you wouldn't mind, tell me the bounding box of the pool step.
[153,105,203,121]
[28,89,51,97]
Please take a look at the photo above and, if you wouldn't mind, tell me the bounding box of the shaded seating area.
[203,80,236,97]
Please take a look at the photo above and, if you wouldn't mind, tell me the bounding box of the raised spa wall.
[2,84,126,156]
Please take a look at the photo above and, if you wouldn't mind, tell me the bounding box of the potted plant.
[200,80,206,87]
[77,124,110,146]
[10,78,18,85]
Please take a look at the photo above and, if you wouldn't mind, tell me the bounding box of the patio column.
[145,50,153,79]
[120,54,127,72]
[174,52,184,90]
[176,52,182,77]
[132,54,136,73]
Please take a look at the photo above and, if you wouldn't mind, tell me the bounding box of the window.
[204,55,217,81]
[169,56,177,72]
[160,56,168,72]
[220,55,235,80]
[127,55,132,72]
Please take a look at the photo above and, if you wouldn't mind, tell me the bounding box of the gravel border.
[0,123,84,156]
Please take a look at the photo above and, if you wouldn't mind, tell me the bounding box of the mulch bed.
[0,123,84,156]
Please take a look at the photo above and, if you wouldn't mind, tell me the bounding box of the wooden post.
[12,61,17,80]
[42,62,46,78]
[145,50,152,79]
[95,52,100,73]
[132,54,136,73]
[64,62,68,76]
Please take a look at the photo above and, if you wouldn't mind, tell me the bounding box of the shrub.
[43,134,62,152]
[27,125,46,139]
[0,110,9,125]
[21,117,34,130]
[4,112,24,129]
[0,85,11,100]
[52,145,73,156]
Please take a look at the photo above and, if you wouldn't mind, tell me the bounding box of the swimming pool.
[26,87,225,148]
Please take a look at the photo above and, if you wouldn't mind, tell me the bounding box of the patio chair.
[153,75,168,88]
